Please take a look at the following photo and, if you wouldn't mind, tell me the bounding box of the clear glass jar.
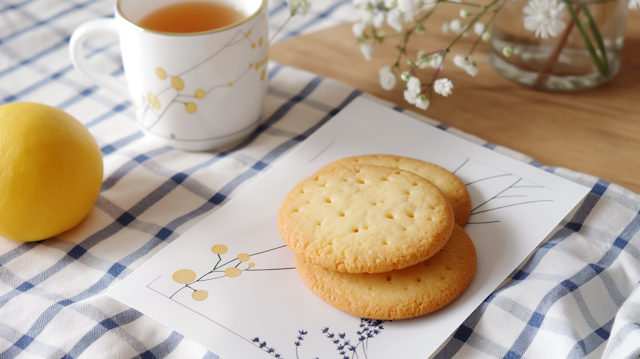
[489,0,629,91]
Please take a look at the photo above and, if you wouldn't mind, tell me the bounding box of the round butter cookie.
[323,155,471,226]
[294,224,477,320]
[278,164,454,274]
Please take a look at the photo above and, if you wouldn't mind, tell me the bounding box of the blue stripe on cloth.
[0,54,123,106]
[566,319,614,358]
[278,0,352,41]
[0,78,350,357]
[0,36,71,79]
[0,0,104,46]
[435,180,611,357]
[504,211,640,358]
[202,351,221,359]
[0,0,40,14]
[268,0,289,17]
[100,148,173,191]
[0,242,42,268]
[268,63,284,79]
[134,331,184,359]
[63,309,143,359]
[603,322,640,358]
[100,132,145,156]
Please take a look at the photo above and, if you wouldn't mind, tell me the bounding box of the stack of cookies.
[277,155,477,320]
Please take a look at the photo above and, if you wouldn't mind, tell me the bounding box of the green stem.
[442,0,485,7]
[578,2,609,76]
[564,2,608,76]
[467,0,507,56]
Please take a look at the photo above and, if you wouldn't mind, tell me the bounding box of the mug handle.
[69,18,130,98]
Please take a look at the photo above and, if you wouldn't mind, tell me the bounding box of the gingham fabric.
[1,0,639,358]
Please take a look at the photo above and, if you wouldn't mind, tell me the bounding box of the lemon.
[0,103,103,242]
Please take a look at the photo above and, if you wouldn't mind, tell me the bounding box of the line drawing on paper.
[453,158,554,225]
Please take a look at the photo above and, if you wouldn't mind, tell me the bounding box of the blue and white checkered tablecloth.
[1,0,639,358]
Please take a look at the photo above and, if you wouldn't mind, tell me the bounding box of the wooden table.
[271,9,640,194]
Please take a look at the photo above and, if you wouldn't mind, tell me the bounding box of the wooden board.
[270,9,640,194]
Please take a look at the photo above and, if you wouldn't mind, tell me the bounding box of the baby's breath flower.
[398,0,420,22]
[417,50,428,60]
[378,66,397,90]
[287,0,312,15]
[372,11,385,28]
[387,8,403,32]
[502,46,513,57]
[415,94,430,110]
[400,71,411,82]
[464,62,479,77]
[352,22,366,37]
[404,90,417,104]
[415,24,426,35]
[442,22,450,34]
[449,19,463,33]
[459,9,471,18]
[360,43,374,60]
[407,76,421,95]
[453,54,467,68]
[523,0,566,39]
[482,32,491,42]
[418,60,429,69]
[429,54,443,69]
[361,9,375,25]
[474,22,485,36]
[630,0,640,10]
[434,78,453,97]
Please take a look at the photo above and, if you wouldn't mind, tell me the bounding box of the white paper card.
[108,97,590,359]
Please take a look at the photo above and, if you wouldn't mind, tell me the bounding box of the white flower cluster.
[353,0,433,36]
[286,0,312,16]
[522,0,566,39]
[631,0,640,10]
[453,55,478,77]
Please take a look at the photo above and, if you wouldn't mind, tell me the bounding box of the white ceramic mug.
[70,0,268,151]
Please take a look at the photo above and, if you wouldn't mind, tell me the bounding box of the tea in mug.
[138,1,246,33]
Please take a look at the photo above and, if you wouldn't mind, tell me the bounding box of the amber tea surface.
[138,1,246,33]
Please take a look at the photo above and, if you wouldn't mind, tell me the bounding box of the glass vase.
[489,0,629,91]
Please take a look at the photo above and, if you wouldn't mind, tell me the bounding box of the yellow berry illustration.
[237,253,250,262]
[248,262,255,268]
[225,267,242,278]
[245,29,252,37]
[156,67,167,80]
[192,290,208,301]
[148,92,161,110]
[141,95,146,103]
[261,69,266,81]
[228,82,233,87]
[259,37,263,46]
[255,63,260,71]
[195,89,206,99]
[252,43,256,49]
[211,244,228,254]
[249,63,253,69]
[172,77,185,91]
[185,102,197,114]
[173,269,196,284]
